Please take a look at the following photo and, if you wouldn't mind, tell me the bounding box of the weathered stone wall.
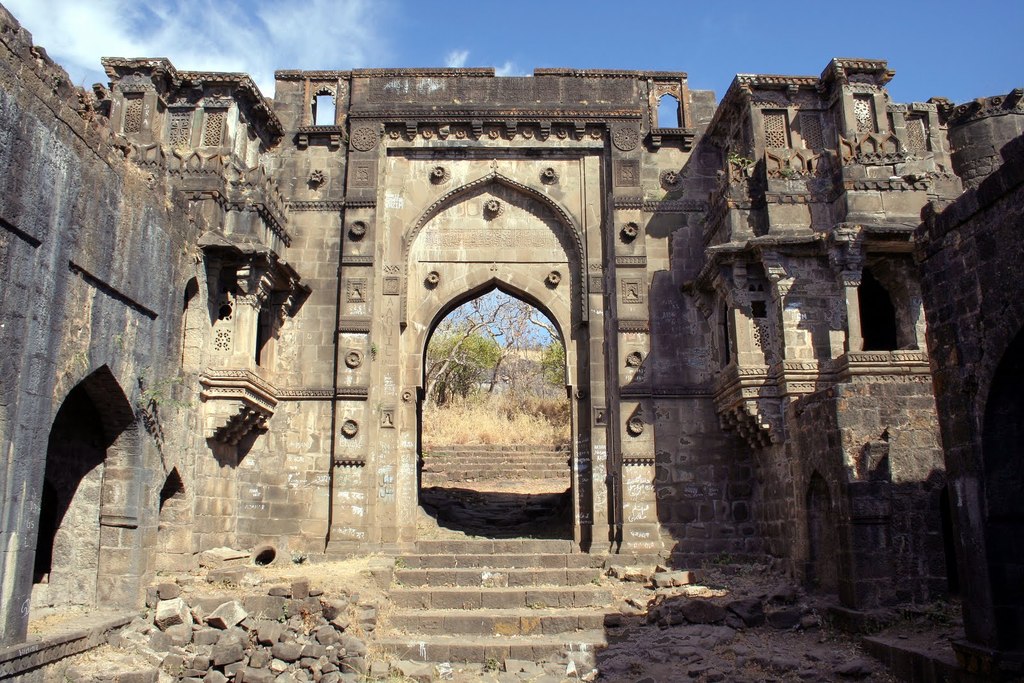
[917,126,1024,655]
[787,382,947,608]
[0,5,195,644]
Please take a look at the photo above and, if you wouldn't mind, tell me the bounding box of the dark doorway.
[940,486,960,595]
[806,472,839,591]
[982,327,1024,648]
[34,383,108,591]
[859,268,898,351]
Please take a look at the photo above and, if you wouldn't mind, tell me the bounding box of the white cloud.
[495,61,523,77]
[444,49,469,68]
[3,0,393,96]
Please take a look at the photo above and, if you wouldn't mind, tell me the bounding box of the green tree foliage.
[424,290,566,407]
[540,340,566,386]
[427,327,502,405]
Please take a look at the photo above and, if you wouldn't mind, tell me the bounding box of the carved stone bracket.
[200,369,278,445]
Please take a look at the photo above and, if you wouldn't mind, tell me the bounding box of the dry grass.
[422,393,570,448]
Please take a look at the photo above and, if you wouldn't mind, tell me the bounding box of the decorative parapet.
[199,369,278,445]
[838,132,907,166]
[129,145,292,248]
[836,350,931,383]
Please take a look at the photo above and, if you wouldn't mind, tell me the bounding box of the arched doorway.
[399,174,593,545]
[418,288,572,538]
[32,365,139,609]
[982,327,1024,649]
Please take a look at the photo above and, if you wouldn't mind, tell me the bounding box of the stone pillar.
[841,270,864,353]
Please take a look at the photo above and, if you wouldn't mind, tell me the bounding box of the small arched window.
[657,94,681,128]
[312,90,336,126]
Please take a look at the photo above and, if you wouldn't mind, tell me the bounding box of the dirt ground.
[36,482,960,681]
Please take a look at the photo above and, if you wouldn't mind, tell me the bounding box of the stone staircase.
[375,538,610,666]
[421,445,570,484]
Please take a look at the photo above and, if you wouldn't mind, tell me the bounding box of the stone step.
[390,586,612,610]
[399,553,604,569]
[392,607,606,636]
[375,631,605,664]
[419,458,573,464]
[394,566,602,588]
[421,472,567,480]
[412,538,578,555]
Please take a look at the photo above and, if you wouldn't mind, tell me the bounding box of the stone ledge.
[0,611,136,678]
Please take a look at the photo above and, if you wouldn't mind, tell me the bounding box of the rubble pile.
[68,578,376,683]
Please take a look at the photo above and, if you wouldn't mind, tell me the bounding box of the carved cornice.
[338,316,372,333]
[288,200,345,212]
[617,319,650,333]
[945,89,1024,126]
[535,68,687,79]
[819,58,895,89]
[615,256,647,268]
[275,70,352,81]
[336,386,370,400]
[276,388,334,400]
[341,255,374,267]
[352,67,496,78]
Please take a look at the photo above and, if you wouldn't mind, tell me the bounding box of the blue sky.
[5,0,1020,106]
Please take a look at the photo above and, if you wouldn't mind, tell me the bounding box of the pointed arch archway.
[32,364,145,610]
[397,172,595,545]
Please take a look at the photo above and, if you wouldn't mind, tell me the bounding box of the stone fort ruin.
[1,2,1024,677]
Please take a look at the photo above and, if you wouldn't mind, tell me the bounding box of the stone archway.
[32,365,143,610]
[416,286,573,539]
[981,327,1024,649]
[400,178,592,545]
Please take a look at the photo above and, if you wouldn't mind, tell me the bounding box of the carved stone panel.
[348,159,377,188]
[614,160,641,187]
[621,278,644,304]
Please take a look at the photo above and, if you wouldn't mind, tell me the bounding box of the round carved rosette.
[401,389,415,403]
[349,126,379,151]
[425,271,440,288]
[341,419,359,438]
[612,125,640,151]
[626,416,645,436]
[348,221,367,240]
[540,167,559,185]
[546,271,562,288]
[483,199,504,219]
[308,169,325,187]
[621,222,639,242]
[660,169,683,190]
[626,351,643,368]
[344,350,362,369]
[429,166,450,184]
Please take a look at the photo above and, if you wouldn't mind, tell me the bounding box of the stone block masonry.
[0,1,1018,670]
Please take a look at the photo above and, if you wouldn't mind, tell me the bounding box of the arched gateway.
[330,148,655,552]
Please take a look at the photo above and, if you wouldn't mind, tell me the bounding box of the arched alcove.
[806,472,839,591]
[33,365,137,609]
[981,326,1024,648]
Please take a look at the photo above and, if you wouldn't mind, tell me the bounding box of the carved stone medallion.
[350,126,379,151]
[612,125,640,151]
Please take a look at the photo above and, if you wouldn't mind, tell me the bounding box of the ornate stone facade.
[1,3,1022,669]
